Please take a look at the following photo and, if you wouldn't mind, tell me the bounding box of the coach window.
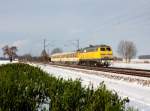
[68,54,70,58]
[73,54,76,57]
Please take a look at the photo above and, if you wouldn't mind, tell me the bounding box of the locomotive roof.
[80,44,110,50]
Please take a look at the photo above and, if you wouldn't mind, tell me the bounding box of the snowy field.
[111,62,150,70]
[35,64,150,111]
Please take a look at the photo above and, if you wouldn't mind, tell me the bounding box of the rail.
[49,63,150,78]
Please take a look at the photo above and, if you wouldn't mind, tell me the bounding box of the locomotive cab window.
[106,47,111,51]
[100,48,105,51]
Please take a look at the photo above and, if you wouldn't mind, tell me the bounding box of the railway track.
[49,63,150,78]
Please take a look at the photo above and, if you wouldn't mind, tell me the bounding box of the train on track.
[50,45,113,67]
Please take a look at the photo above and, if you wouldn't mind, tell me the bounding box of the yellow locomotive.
[51,45,113,67]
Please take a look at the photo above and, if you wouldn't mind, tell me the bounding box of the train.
[50,45,113,67]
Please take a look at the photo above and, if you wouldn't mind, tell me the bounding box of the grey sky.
[0,0,150,56]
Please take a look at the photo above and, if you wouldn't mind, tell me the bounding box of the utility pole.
[42,39,47,57]
[43,39,55,54]
[42,39,48,63]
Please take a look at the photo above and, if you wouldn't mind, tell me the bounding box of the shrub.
[0,63,129,111]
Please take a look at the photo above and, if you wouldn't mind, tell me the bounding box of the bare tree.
[2,45,18,62]
[51,48,63,54]
[117,40,137,62]
[21,54,32,62]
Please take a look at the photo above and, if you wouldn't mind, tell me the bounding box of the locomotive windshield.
[106,47,111,51]
[100,48,105,51]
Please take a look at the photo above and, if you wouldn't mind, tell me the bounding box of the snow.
[131,59,150,63]
[0,60,18,65]
[0,60,11,64]
[111,62,150,70]
[35,64,150,111]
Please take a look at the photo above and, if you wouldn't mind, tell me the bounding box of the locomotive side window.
[100,48,105,51]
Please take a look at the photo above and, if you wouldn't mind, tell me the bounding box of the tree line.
[1,40,137,63]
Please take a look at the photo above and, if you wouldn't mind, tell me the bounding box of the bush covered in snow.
[0,63,129,111]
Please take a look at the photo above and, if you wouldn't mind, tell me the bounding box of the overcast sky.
[0,0,150,56]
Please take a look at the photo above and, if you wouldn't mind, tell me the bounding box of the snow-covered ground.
[1,61,150,111]
[0,60,11,64]
[0,60,18,65]
[34,64,150,111]
[111,62,150,70]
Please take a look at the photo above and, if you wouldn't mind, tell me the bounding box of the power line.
[63,39,80,50]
